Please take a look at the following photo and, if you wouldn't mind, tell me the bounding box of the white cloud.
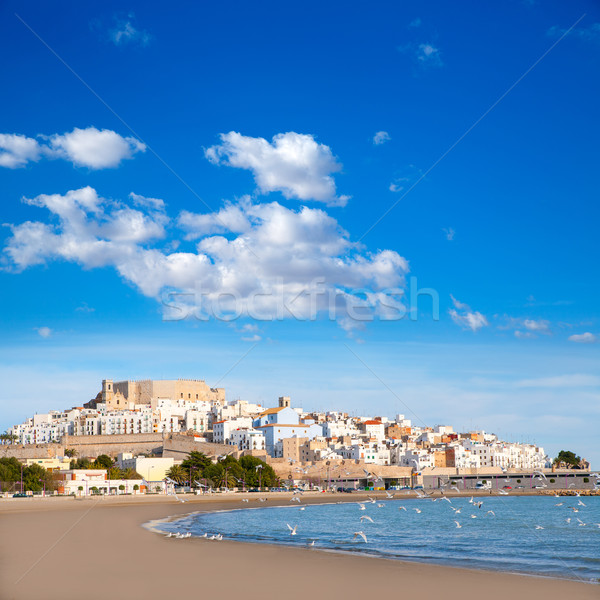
[110,15,152,47]
[0,127,145,169]
[241,334,261,343]
[129,192,165,211]
[48,127,146,169]
[448,295,488,332]
[373,131,391,145]
[502,317,552,338]
[36,327,52,338]
[178,197,252,238]
[0,134,42,168]
[4,188,409,328]
[442,227,455,241]
[417,43,443,66]
[523,319,551,334]
[568,332,597,344]
[5,187,167,271]
[205,132,349,206]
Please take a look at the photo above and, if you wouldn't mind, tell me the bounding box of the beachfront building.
[59,469,165,496]
[116,454,175,481]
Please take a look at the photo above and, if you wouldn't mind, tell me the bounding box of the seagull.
[287,524,298,535]
[555,503,563,507]
[486,511,496,517]
[360,515,374,523]
[452,508,462,514]
[413,508,422,514]
[566,518,571,524]
[308,540,315,547]
[577,519,586,527]
[385,491,395,499]
[498,489,509,496]
[468,497,474,504]
[377,503,385,508]
[570,508,580,513]
[367,497,377,504]
[165,532,173,538]
[397,506,407,511]
[357,503,366,511]
[577,500,586,507]
[299,507,306,511]
[258,498,268,503]
[242,499,249,503]
[535,525,544,530]
[291,497,301,503]
[353,531,368,543]
[470,514,477,519]
[454,521,462,529]
[440,496,452,504]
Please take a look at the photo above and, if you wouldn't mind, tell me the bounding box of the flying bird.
[353,531,368,543]
[360,515,374,523]
[287,524,298,536]
[454,521,462,529]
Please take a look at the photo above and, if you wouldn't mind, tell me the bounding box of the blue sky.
[1,1,598,465]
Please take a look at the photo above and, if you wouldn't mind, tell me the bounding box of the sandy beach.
[0,492,597,600]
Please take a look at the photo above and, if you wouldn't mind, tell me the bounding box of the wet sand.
[1,492,597,600]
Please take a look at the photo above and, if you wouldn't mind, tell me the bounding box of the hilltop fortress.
[92,379,226,411]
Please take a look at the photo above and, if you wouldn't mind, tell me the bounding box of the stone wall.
[162,434,235,459]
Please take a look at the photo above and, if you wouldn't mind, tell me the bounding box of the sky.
[0,1,598,465]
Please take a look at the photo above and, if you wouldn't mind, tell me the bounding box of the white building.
[229,428,265,451]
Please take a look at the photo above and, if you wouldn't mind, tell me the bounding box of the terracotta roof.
[258,407,285,416]
[364,420,383,425]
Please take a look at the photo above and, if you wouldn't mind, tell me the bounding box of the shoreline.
[143,494,600,585]
[1,492,597,600]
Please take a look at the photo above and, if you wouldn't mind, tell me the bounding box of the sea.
[152,495,600,582]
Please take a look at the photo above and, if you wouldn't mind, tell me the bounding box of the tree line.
[166,451,280,489]
[0,457,56,492]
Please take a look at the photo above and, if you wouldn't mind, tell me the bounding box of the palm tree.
[214,471,236,489]
[166,465,187,484]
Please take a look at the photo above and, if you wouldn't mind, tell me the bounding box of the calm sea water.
[155,495,600,582]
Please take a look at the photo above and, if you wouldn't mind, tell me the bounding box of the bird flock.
[162,473,600,548]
